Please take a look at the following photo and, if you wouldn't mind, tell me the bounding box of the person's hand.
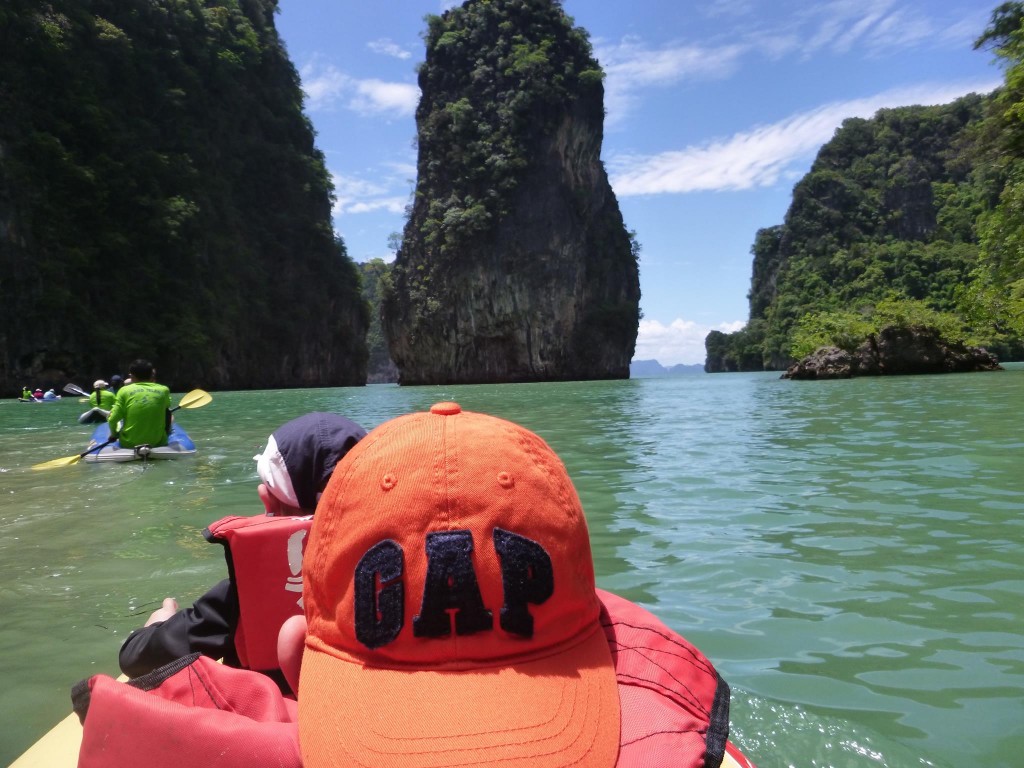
[145,597,179,626]
[278,614,307,694]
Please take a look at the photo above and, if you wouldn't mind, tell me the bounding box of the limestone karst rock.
[382,0,640,385]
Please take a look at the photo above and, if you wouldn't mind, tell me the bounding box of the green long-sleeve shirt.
[107,381,171,448]
[89,389,116,410]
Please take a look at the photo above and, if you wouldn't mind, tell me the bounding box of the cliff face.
[0,0,367,392]
[382,0,639,385]
[707,95,989,372]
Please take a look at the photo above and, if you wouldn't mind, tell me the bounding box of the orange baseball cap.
[298,402,620,768]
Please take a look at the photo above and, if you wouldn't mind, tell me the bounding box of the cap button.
[430,402,462,416]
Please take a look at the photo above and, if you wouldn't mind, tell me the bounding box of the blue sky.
[275,0,1001,365]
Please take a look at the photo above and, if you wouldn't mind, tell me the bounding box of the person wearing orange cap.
[276,402,744,768]
[72,404,753,768]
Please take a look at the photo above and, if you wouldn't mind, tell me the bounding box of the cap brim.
[298,624,620,768]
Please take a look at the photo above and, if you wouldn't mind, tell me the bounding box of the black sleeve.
[118,578,240,678]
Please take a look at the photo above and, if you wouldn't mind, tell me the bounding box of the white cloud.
[609,78,1000,197]
[300,60,418,116]
[349,79,419,117]
[599,3,991,124]
[793,0,988,58]
[702,0,756,19]
[597,38,745,126]
[300,63,350,111]
[634,318,747,366]
[367,38,412,60]
[346,198,408,215]
[798,0,933,57]
[331,172,411,218]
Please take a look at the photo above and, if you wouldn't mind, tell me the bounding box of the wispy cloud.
[609,78,999,197]
[332,173,409,217]
[300,59,418,116]
[596,38,745,126]
[764,0,991,59]
[300,62,350,111]
[635,318,746,366]
[797,0,933,57]
[598,3,991,125]
[368,38,412,60]
[702,0,756,19]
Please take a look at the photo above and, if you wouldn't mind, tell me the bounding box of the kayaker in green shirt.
[89,379,116,412]
[107,359,172,449]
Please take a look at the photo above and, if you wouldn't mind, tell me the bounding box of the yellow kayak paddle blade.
[31,437,115,471]
[32,454,88,471]
[177,389,212,409]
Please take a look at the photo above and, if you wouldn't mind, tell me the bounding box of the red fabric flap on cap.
[598,589,730,768]
[77,656,299,768]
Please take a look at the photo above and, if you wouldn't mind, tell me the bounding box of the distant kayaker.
[109,373,125,393]
[118,412,367,690]
[32,388,43,400]
[21,386,31,399]
[89,379,115,413]
[42,388,58,401]
[106,359,171,449]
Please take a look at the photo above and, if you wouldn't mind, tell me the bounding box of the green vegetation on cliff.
[0,0,367,390]
[358,258,397,382]
[411,0,602,259]
[383,0,639,384]
[706,2,1024,371]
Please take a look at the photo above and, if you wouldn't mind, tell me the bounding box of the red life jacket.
[73,654,300,768]
[74,590,754,768]
[204,514,313,671]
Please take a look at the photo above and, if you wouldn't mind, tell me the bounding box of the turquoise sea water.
[1,368,1022,767]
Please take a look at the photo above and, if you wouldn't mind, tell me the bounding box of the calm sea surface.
[1,368,1022,767]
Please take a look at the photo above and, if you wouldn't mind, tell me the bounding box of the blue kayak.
[83,422,196,463]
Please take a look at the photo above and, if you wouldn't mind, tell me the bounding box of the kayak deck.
[10,705,755,767]
[83,422,196,462]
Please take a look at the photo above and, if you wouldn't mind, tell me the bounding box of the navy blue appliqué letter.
[493,528,553,637]
[354,539,404,649]
[413,530,493,637]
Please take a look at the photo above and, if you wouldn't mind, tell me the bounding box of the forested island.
[705,4,1024,375]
